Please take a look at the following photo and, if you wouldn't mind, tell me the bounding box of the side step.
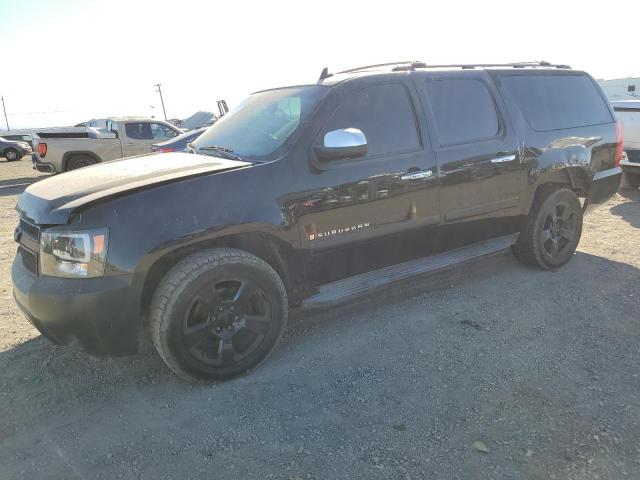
[301,234,518,309]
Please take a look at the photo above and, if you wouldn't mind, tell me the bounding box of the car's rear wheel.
[4,149,19,161]
[514,186,583,270]
[621,171,640,190]
[66,155,96,171]
[150,248,288,382]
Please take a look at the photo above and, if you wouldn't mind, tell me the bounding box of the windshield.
[192,86,326,161]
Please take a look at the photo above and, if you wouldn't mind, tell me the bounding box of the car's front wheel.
[150,248,288,382]
[4,148,20,161]
[514,186,583,270]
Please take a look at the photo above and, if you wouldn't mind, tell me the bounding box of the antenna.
[318,67,332,82]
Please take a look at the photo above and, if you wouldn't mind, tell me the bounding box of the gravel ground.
[0,158,639,479]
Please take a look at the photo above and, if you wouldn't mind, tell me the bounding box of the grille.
[19,218,40,240]
[19,246,38,276]
[627,150,640,163]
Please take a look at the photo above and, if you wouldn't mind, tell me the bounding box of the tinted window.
[425,78,500,146]
[321,83,419,156]
[150,123,178,140]
[501,75,612,131]
[125,122,153,140]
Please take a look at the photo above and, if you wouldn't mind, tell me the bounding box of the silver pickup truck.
[31,117,182,173]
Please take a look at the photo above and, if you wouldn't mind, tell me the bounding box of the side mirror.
[314,128,367,162]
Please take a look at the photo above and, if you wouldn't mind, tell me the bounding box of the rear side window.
[425,78,500,146]
[321,83,420,156]
[125,122,153,140]
[501,75,612,131]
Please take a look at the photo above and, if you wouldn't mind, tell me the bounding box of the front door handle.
[401,169,433,181]
[490,154,516,164]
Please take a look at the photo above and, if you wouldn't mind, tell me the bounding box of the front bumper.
[12,255,142,357]
[586,166,622,207]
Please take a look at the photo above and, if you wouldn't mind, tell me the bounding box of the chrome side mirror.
[315,128,368,162]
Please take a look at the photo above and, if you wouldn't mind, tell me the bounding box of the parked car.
[151,127,207,153]
[612,100,640,188]
[1,133,34,149]
[30,117,182,173]
[0,136,32,161]
[13,61,622,382]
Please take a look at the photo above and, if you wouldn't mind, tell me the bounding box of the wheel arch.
[529,167,590,211]
[139,232,296,320]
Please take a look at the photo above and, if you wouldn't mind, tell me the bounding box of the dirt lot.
[0,157,639,479]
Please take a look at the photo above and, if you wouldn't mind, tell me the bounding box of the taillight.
[38,142,47,158]
[614,121,624,166]
[158,147,174,153]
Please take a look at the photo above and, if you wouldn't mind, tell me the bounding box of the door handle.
[401,170,433,181]
[490,154,516,164]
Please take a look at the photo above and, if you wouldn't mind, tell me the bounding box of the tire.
[4,149,20,161]
[66,155,96,171]
[514,186,583,270]
[621,171,640,190]
[150,248,288,382]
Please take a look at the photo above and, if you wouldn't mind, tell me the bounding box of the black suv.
[12,61,622,382]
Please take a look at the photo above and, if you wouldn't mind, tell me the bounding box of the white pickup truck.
[613,100,640,189]
[31,117,182,173]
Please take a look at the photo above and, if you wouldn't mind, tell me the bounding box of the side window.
[150,123,178,140]
[425,78,500,146]
[321,83,420,157]
[501,75,613,131]
[125,122,153,140]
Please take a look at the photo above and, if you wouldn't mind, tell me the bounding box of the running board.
[301,234,518,309]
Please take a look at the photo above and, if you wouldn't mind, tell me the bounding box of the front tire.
[514,187,583,270]
[4,149,20,161]
[150,248,288,382]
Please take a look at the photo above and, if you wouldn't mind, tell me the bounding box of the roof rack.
[335,61,425,75]
[391,61,571,71]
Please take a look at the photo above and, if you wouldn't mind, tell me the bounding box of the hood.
[17,152,250,224]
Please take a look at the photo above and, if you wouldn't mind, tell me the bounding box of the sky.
[0,0,637,129]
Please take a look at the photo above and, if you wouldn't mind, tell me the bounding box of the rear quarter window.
[501,74,613,131]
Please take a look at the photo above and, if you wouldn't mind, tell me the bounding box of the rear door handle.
[490,154,516,164]
[401,170,433,181]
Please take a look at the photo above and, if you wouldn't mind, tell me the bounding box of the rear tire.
[621,171,640,190]
[514,186,583,270]
[4,149,20,161]
[150,248,288,382]
[66,155,96,171]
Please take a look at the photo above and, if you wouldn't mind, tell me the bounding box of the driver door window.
[150,123,178,140]
[318,83,420,158]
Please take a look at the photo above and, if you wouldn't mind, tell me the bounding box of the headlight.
[19,142,30,149]
[40,228,109,278]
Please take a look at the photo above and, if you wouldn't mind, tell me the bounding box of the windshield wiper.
[195,145,243,161]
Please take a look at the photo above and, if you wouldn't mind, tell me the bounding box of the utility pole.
[1,96,9,131]
[154,84,167,121]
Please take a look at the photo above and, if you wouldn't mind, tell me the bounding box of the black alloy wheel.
[180,278,274,368]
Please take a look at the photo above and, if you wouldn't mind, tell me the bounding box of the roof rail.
[391,61,571,71]
[336,61,426,75]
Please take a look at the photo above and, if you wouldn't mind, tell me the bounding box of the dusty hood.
[17,152,250,224]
